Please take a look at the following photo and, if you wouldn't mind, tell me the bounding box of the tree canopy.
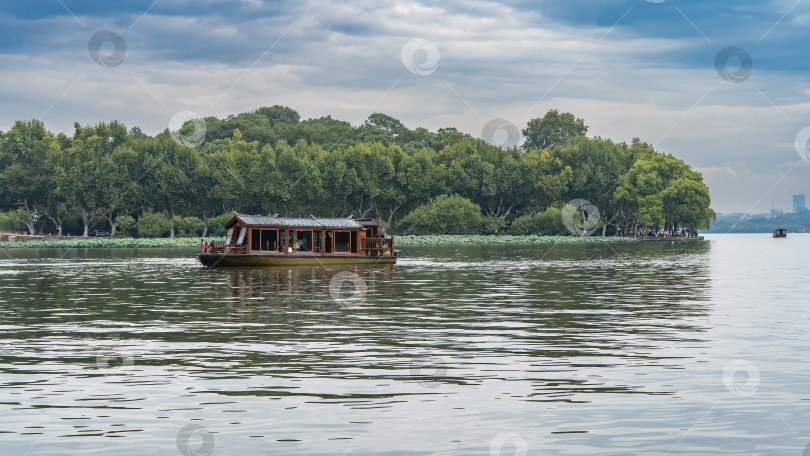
[521,109,588,152]
[0,107,714,237]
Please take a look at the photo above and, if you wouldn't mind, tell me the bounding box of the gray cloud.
[1,0,809,213]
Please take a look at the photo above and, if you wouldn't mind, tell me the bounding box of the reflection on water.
[222,264,395,309]
[1,237,809,454]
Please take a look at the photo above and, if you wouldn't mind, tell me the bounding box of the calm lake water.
[1,233,809,455]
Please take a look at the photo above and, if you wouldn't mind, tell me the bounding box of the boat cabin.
[773,228,787,238]
[217,214,394,257]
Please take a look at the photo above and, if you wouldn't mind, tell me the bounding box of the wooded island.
[0,108,714,238]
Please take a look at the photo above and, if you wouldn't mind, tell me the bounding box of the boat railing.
[203,241,247,254]
[362,236,394,256]
[202,240,227,253]
[226,245,248,254]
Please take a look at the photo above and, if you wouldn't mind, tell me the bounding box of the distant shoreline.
[0,235,643,249]
[395,235,639,246]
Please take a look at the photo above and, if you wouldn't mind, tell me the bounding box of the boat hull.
[198,253,396,267]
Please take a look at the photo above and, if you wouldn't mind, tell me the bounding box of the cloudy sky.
[2,0,810,214]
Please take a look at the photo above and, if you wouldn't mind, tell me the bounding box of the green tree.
[661,177,716,230]
[137,211,171,237]
[552,136,636,235]
[206,212,236,237]
[522,109,588,152]
[63,137,99,237]
[115,215,136,236]
[357,113,413,145]
[397,194,484,235]
[0,120,60,234]
[174,216,205,236]
[255,105,300,125]
[284,116,356,151]
[141,132,201,237]
[613,154,714,234]
[510,207,567,235]
[523,148,572,209]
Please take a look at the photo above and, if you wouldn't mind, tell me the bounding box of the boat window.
[236,227,247,245]
[334,231,350,253]
[296,231,313,252]
[250,229,260,251]
[225,227,234,244]
[261,229,277,251]
[278,230,286,252]
[325,231,333,253]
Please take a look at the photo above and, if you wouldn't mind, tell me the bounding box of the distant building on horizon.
[770,197,783,218]
[794,194,807,213]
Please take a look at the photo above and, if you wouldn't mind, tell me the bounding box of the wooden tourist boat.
[198,214,396,267]
[773,228,787,238]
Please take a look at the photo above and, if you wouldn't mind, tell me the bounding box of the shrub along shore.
[0,235,639,249]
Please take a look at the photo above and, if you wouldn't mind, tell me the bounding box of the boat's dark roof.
[356,218,378,227]
[228,214,365,229]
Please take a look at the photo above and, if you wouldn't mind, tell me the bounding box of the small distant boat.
[773,228,787,238]
[198,214,396,267]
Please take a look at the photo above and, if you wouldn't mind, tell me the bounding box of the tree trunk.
[103,209,117,237]
[486,197,514,219]
[386,204,402,227]
[501,204,513,219]
[201,213,209,237]
[44,213,63,236]
[373,202,382,220]
[78,204,90,237]
[19,199,37,235]
[168,209,175,238]
[601,211,618,237]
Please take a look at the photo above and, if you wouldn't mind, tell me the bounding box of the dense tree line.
[0,107,715,237]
